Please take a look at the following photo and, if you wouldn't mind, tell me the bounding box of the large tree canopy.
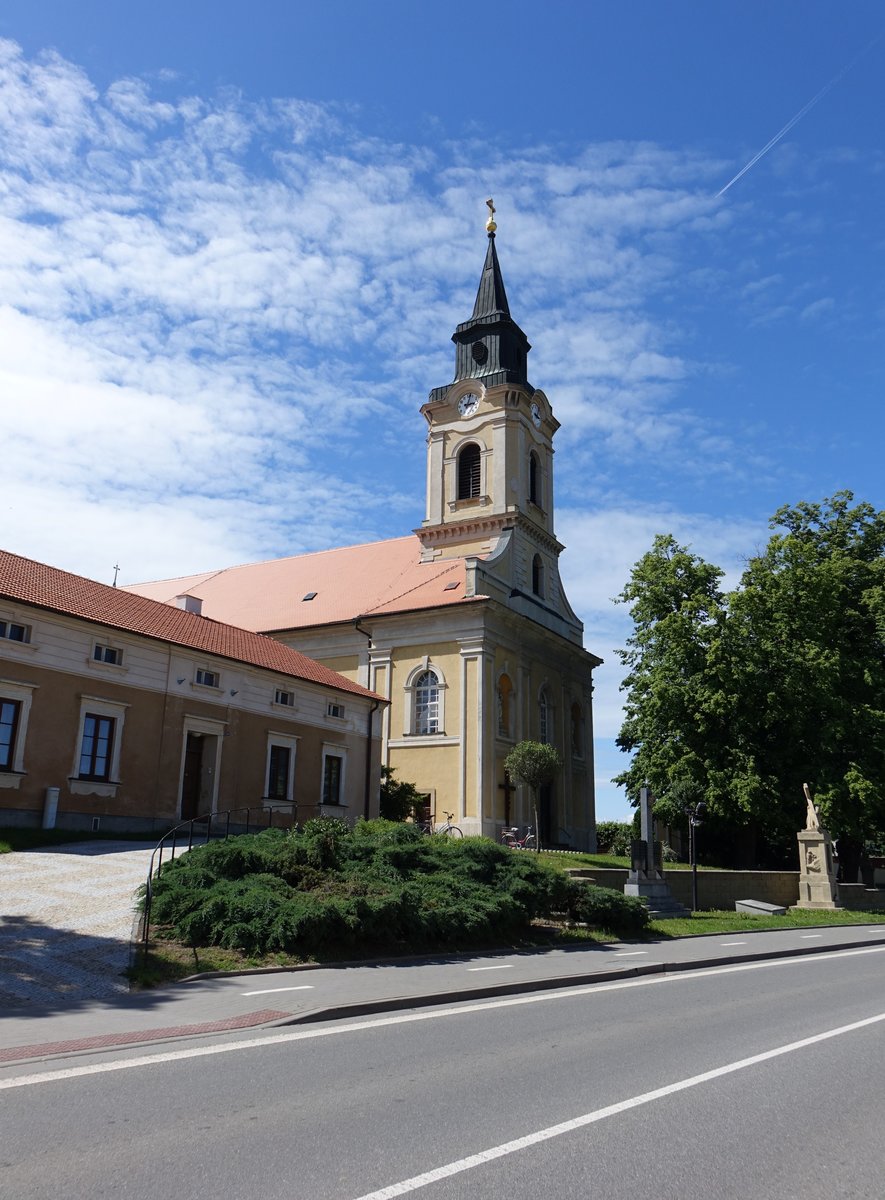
[615,494,885,863]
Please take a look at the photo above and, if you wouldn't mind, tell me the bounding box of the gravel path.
[0,841,157,1007]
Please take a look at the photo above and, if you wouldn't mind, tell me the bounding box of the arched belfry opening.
[529,450,540,506]
[457,443,481,500]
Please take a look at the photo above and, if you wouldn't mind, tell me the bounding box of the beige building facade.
[0,552,384,833]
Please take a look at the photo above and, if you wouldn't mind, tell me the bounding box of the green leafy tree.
[378,766,425,823]
[614,534,726,807]
[718,493,885,866]
[615,495,885,867]
[505,741,562,848]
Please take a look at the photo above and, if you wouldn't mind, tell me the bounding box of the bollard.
[42,786,60,830]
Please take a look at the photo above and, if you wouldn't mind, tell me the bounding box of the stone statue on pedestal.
[793,783,841,910]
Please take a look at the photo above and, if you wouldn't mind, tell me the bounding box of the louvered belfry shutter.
[458,444,480,499]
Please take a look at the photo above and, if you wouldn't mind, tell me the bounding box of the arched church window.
[539,688,553,745]
[571,701,583,758]
[457,443,481,500]
[529,451,540,506]
[497,673,513,738]
[532,554,545,598]
[414,669,440,735]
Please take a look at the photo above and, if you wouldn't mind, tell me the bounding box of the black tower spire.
[430,209,532,402]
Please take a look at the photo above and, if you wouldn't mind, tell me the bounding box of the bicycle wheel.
[445,824,463,837]
[523,834,536,849]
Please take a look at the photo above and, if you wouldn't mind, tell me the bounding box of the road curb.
[3,934,883,1068]
[269,934,885,1027]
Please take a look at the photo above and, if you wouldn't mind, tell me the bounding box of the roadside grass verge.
[649,908,885,938]
[129,908,885,989]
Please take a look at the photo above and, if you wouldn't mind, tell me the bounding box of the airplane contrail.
[717,32,884,198]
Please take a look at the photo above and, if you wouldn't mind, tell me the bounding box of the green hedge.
[147,819,645,956]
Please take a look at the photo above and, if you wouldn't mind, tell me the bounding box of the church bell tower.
[418,201,560,555]
[417,202,582,643]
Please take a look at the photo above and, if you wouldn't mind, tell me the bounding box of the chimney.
[174,594,203,616]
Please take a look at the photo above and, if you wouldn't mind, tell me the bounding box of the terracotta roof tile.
[0,549,382,701]
[124,535,486,632]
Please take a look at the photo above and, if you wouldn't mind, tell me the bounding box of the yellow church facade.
[127,218,603,848]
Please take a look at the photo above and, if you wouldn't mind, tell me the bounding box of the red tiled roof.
[123,535,486,632]
[0,549,382,701]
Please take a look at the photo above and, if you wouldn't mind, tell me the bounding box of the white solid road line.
[612,951,647,957]
[3,945,884,1091]
[349,1010,885,1200]
[241,985,315,995]
[466,965,513,972]
[800,934,823,939]
[720,941,747,946]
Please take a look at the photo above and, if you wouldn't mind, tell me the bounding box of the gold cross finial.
[485,197,497,234]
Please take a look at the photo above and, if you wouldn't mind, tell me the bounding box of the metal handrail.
[140,804,294,953]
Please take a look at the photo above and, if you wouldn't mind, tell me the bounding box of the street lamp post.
[686,802,707,912]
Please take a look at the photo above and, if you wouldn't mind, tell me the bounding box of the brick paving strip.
[0,1008,290,1064]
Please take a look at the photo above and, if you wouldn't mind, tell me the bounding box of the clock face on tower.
[458,393,479,418]
[530,401,542,428]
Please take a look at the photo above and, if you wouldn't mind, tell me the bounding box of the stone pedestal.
[624,786,690,917]
[793,828,841,910]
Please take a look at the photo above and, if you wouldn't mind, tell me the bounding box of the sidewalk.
[2,924,885,1068]
[3,838,885,1071]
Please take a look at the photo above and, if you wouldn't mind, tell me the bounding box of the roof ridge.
[124,535,417,588]
[0,548,382,701]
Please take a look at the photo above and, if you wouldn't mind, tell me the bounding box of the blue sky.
[1,2,882,820]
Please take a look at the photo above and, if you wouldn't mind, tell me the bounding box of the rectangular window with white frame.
[274,688,295,707]
[93,644,123,666]
[0,679,37,787]
[0,620,30,644]
[70,695,128,796]
[78,713,115,781]
[0,699,20,771]
[195,667,219,688]
[321,747,346,807]
[264,733,298,806]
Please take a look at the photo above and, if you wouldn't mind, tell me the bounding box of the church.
[127,207,603,849]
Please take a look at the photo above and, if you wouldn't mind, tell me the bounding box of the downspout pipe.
[354,618,378,820]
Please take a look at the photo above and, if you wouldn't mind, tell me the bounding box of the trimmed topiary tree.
[504,741,562,850]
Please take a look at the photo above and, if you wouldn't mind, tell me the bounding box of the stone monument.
[793,783,840,910]
[624,786,689,917]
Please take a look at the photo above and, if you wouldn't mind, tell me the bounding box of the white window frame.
[264,732,298,807]
[69,695,129,798]
[0,619,31,644]
[273,687,295,708]
[194,667,220,689]
[320,743,347,809]
[90,641,125,670]
[0,678,37,789]
[403,660,448,737]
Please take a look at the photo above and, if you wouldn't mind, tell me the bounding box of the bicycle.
[500,824,536,850]
[426,810,463,837]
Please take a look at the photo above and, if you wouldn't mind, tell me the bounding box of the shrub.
[595,821,634,856]
[568,883,649,937]
[147,824,579,957]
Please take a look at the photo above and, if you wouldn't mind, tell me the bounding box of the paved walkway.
[0,840,156,1007]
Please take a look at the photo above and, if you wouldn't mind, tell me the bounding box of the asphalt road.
[3,944,884,1199]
